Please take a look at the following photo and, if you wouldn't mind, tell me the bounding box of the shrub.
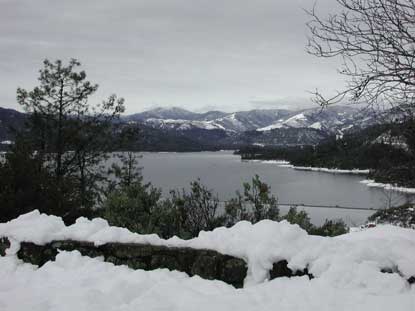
[310,219,348,237]
[281,207,314,232]
[103,180,162,234]
[225,175,279,225]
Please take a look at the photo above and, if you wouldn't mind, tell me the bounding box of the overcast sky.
[0,0,345,114]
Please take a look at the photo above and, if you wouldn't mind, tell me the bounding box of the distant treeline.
[237,122,415,187]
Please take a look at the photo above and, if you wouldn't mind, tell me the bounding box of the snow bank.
[361,179,415,194]
[1,211,415,288]
[1,250,413,311]
[244,158,370,175]
[293,166,370,175]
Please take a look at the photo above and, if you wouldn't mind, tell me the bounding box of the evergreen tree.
[7,58,125,220]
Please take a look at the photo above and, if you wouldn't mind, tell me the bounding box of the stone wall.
[1,238,247,288]
[1,237,411,286]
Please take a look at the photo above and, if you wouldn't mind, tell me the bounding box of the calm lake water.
[114,151,414,226]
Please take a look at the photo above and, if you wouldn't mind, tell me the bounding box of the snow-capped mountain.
[125,106,376,135]
[256,106,375,135]
[0,105,379,150]
[125,107,228,122]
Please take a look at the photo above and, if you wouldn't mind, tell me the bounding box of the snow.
[1,212,415,310]
[0,140,13,145]
[241,159,369,175]
[243,159,290,165]
[360,180,415,194]
[256,123,284,131]
[145,118,225,131]
[309,121,322,130]
[283,113,308,128]
[2,212,415,282]
[294,166,370,175]
[256,113,310,131]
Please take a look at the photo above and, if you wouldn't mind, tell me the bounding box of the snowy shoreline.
[293,166,370,175]
[360,180,415,194]
[243,159,415,194]
[243,159,370,174]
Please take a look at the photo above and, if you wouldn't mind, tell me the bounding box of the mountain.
[0,105,379,150]
[127,108,294,133]
[127,106,376,135]
[256,106,375,135]
[0,107,26,146]
[233,127,329,147]
[123,105,377,147]
[126,107,230,122]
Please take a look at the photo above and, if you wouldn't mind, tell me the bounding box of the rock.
[0,237,10,256]
[220,258,248,288]
[270,260,313,280]
[191,253,219,280]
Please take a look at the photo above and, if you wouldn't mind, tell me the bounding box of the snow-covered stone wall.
[1,211,415,288]
[0,238,247,288]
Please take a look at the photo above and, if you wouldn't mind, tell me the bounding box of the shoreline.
[242,159,415,194]
[360,180,415,194]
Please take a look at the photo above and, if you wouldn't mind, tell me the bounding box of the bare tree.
[307,0,415,118]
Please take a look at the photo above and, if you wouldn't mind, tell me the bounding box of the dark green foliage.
[280,207,348,236]
[103,180,162,234]
[0,137,51,222]
[102,166,348,239]
[108,152,143,189]
[103,169,222,239]
[225,175,279,225]
[0,59,125,223]
[103,151,163,234]
[309,219,348,237]
[281,207,314,233]
[238,122,415,187]
[239,123,410,169]
[368,204,415,228]
[167,180,222,237]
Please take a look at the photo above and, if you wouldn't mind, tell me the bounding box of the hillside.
[0,107,26,145]
[238,122,415,187]
[0,105,380,150]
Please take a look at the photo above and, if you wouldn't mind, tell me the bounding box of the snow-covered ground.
[0,211,414,310]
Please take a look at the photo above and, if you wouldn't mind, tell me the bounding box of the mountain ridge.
[0,105,379,149]
[125,105,376,135]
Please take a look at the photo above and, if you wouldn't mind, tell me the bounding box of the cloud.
[0,0,345,113]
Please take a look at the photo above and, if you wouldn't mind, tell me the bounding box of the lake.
[114,151,414,226]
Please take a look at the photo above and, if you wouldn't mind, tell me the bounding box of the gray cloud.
[0,0,345,113]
